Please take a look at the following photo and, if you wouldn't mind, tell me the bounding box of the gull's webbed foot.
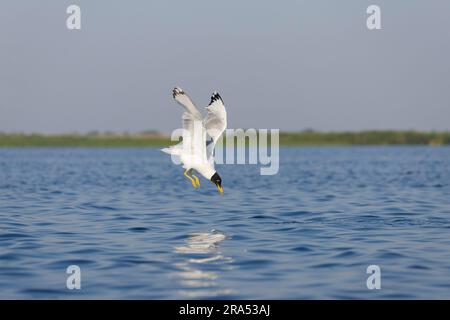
[184,169,198,189]
[192,174,200,188]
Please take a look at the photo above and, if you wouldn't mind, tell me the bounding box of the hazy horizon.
[2,129,450,135]
[1,1,449,134]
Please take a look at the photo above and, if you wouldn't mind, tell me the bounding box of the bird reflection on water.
[174,230,234,298]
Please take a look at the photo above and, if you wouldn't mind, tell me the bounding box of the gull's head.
[210,172,223,194]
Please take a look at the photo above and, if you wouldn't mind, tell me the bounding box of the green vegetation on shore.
[0,131,449,147]
[279,131,450,146]
[0,132,169,147]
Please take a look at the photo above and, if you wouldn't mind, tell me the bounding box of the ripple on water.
[128,227,150,233]
[291,246,314,252]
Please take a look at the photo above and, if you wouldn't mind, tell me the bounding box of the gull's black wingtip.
[210,91,223,105]
[172,87,184,98]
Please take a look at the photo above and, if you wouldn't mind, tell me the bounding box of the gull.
[162,87,227,193]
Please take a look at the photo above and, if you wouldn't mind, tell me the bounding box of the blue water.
[0,147,449,299]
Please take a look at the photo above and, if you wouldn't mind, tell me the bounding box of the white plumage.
[162,87,227,192]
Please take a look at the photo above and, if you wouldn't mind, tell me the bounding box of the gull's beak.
[211,172,224,194]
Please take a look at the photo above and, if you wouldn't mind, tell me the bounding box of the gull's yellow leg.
[192,174,200,188]
[184,169,198,189]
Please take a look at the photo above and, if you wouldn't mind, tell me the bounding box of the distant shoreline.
[0,131,449,147]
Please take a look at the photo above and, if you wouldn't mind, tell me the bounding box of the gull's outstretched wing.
[172,87,205,157]
[204,92,227,161]
[172,87,202,120]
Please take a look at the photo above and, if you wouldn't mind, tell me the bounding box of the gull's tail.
[161,143,182,155]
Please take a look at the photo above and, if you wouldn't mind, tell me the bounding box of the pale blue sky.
[0,1,449,133]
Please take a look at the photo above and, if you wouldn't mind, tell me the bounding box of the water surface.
[0,147,449,299]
